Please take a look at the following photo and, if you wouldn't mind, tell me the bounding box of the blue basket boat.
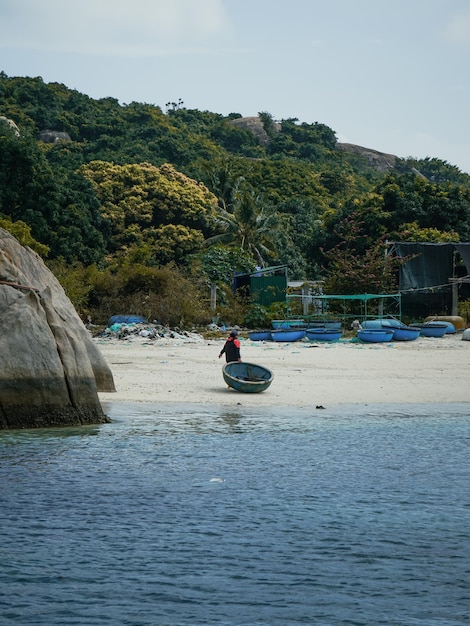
[361,319,402,330]
[305,328,342,342]
[360,319,419,341]
[391,326,420,341]
[222,361,273,393]
[357,329,394,343]
[248,330,272,341]
[410,322,448,338]
[321,320,342,330]
[271,319,304,329]
[271,329,306,342]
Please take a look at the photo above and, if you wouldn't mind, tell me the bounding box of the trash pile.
[95,321,205,344]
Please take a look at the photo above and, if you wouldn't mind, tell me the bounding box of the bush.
[243,303,269,328]
[51,260,212,327]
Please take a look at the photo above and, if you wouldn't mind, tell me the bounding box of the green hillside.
[1,73,470,326]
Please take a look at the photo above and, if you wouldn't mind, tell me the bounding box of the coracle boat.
[362,319,402,330]
[305,328,342,342]
[424,315,464,331]
[360,319,419,342]
[320,320,342,330]
[271,319,304,329]
[271,329,306,342]
[357,329,394,343]
[222,361,273,393]
[248,330,272,341]
[305,320,342,330]
[390,326,420,341]
[410,322,448,338]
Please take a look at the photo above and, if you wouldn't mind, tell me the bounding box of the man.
[219,329,241,362]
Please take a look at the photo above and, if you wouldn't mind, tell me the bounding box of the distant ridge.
[229,116,399,172]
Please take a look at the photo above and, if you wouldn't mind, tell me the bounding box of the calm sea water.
[0,402,469,626]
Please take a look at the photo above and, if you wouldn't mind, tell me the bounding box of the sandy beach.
[95,332,470,408]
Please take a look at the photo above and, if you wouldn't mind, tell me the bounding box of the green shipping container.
[250,274,287,307]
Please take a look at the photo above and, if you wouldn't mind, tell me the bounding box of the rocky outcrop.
[0,116,20,136]
[38,130,71,143]
[228,116,280,146]
[336,143,398,172]
[0,228,115,429]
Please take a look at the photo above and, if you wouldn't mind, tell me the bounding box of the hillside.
[1,73,470,324]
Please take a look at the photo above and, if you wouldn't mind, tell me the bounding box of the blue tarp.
[108,315,146,325]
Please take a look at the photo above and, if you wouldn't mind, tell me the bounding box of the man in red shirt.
[218,330,241,362]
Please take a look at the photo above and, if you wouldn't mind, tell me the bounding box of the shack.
[389,242,470,318]
[233,265,288,307]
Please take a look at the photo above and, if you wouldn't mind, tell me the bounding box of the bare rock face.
[38,130,71,143]
[0,116,20,136]
[336,143,398,172]
[228,116,280,146]
[0,228,115,429]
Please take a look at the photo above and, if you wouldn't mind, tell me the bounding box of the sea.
[0,402,469,626]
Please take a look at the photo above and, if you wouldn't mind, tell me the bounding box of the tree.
[395,221,459,242]
[205,185,280,267]
[399,156,469,185]
[194,245,256,311]
[199,245,256,286]
[0,216,49,256]
[201,157,245,212]
[377,173,470,241]
[276,198,326,279]
[80,161,218,261]
[0,123,105,263]
[321,214,405,294]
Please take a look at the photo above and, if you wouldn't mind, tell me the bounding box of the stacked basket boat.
[249,319,343,342]
[248,317,453,344]
[359,319,449,342]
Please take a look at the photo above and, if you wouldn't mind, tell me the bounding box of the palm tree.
[205,186,280,268]
[204,157,244,212]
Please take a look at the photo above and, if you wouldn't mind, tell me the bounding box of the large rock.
[228,116,280,146]
[336,143,398,172]
[38,130,71,143]
[0,116,20,136]
[0,228,115,429]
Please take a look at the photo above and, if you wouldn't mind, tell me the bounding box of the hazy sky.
[1,0,469,173]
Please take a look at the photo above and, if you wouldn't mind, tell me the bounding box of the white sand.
[95,333,470,408]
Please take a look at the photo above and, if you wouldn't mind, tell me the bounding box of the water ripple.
[0,403,469,625]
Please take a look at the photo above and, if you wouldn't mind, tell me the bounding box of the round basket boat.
[271,319,304,329]
[305,328,342,342]
[248,330,272,341]
[270,329,306,342]
[222,361,273,393]
[391,326,420,341]
[357,329,394,343]
[410,322,448,338]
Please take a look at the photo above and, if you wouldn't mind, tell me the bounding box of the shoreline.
[95,333,470,409]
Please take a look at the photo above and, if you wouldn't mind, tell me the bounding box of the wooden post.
[302,285,309,316]
[210,283,217,311]
[451,279,459,316]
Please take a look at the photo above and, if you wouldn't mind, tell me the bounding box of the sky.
[1,0,470,173]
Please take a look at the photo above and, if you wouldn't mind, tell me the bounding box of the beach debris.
[462,328,470,341]
[95,321,205,344]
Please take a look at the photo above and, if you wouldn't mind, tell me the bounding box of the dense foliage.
[1,73,470,326]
